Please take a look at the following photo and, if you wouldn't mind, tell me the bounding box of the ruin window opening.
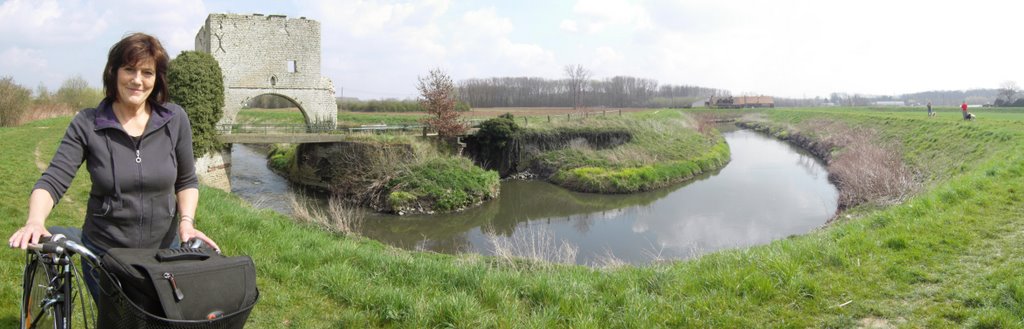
[287,60,297,73]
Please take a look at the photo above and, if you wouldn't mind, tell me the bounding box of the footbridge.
[214,124,428,144]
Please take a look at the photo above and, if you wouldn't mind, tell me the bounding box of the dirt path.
[33,141,48,172]
[34,141,74,204]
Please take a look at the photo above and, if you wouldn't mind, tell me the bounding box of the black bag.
[101,247,258,321]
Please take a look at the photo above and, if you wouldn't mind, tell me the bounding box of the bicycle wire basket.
[93,268,258,329]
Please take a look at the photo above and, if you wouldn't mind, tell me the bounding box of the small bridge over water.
[214,123,430,144]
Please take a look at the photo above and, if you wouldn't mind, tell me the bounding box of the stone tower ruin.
[195,13,337,128]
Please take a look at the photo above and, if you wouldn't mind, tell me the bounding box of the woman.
[8,33,219,293]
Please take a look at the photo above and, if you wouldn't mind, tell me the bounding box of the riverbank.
[266,109,728,214]
[449,110,732,193]
[735,118,916,212]
[267,137,500,215]
[4,108,1024,327]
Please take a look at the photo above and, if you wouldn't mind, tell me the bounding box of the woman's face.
[116,59,156,109]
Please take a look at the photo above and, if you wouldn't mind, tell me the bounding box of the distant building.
[872,101,906,107]
[705,95,774,109]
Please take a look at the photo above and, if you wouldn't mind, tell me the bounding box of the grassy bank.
[267,134,499,215]
[493,110,730,193]
[2,107,1024,327]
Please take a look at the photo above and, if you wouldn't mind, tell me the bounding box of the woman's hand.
[179,221,220,252]
[9,222,51,249]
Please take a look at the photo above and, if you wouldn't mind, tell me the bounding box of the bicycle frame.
[21,235,101,329]
[22,249,72,329]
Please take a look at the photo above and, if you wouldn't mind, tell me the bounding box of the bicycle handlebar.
[23,235,206,268]
[25,234,102,267]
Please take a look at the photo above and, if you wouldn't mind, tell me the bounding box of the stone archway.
[192,13,338,192]
[195,13,337,128]
[227,91,328,128]
[236,92,311,125]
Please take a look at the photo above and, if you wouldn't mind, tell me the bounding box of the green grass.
[2,107,1024,327]
[386,157,500,212]
[533,110,730,193]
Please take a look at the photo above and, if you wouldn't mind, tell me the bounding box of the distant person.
[927,102,934,117]
[8,32,220,301]
[961,101,970,120]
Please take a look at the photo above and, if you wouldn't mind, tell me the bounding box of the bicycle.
[20,233,98,329]
[18,231,251,329]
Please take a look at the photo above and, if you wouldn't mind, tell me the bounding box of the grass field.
[3,107,1024,327]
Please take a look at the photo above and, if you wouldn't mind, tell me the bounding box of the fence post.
[524,117,528,127]
[619,109,622,116]
[548,115,551,123]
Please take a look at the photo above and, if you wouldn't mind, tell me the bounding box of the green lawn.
[2,107,1024,327]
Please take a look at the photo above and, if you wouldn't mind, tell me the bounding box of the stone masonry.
[195,13,337,127]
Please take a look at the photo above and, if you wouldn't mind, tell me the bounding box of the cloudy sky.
[1,0,1021,100]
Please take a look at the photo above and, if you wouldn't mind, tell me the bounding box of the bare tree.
[417,68,466,138]
[998,80,1020,105]
[564,64,590,110]
[56,75,102,110]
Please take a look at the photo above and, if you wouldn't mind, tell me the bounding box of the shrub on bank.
[167,51,225,157]
[0,76,31,127]
[267,144,296,173]
[384,157,500,213]
[266,139,500,215]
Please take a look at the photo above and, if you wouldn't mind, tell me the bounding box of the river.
[230,128,838,265]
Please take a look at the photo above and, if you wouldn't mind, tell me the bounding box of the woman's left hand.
[179,221,221,252]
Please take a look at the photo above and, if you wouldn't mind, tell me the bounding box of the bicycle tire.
[21,254,61,329]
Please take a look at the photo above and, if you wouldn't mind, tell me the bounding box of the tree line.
[456,74,725,108]
[0,75,104,127]
[335,98,470,112]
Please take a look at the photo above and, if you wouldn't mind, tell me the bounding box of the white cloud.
[608,0,1024,97]
[0,46,65,89]
[591,46,623,67]
[460,8,513,37]
[560,19,578,33]
[0,47,48,71]
[571,0,652,34]
[292,0,455,98]
[450,8,557,78]
[0,0,108,46]
[99,0,210,56]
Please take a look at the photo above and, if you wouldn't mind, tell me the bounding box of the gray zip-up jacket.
[34,99,199,253]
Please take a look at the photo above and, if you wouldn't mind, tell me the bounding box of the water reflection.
[229,144,296,214]
[231,129,839,265]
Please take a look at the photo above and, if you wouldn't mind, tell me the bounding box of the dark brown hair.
[102,33,170,104]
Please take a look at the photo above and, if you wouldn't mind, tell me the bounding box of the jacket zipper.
[134,135,144,248]
[164,272,185,301]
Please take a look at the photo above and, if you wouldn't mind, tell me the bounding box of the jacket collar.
[94,98,175,134]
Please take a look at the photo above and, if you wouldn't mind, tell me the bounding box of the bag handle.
[156,248,211,262]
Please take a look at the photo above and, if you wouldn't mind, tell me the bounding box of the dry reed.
[484,225,578,267]
[288,191,365,235]
[803,120,917,208]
